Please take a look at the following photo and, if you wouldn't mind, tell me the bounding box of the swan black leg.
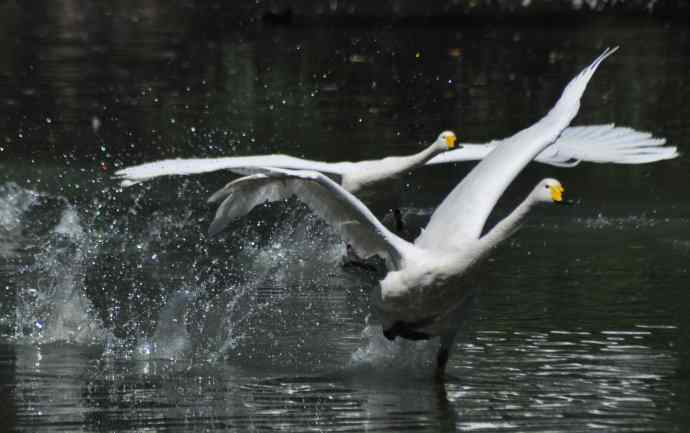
[435,347,450,379]
[435,329,459,381]
[393,208,405,233]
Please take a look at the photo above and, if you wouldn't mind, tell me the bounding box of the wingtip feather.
[589,46,619,72]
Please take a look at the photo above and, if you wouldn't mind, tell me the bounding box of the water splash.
[135,288,196,361]
[348,320,437,378]
[14,201,105,344]
[189,209,355,365]
[3,181,376,369]
[576,213,661,230]
[0,182,40,259]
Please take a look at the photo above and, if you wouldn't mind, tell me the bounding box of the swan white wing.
[416,47,618,248]
[208,167,412,269]
[535,124,677,165]
[427,125,676,167]
[114,155,353,186]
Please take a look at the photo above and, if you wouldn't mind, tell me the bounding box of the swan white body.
[204,48,624,373]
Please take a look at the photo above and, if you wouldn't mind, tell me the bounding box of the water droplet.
[45,117,52,124]
[190,126,196,133]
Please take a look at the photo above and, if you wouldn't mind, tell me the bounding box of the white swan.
[114,127,676,188]
[115,131,459,193]
[204,48,622,375]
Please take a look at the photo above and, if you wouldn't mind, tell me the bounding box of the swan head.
[435,130,458,151]
[534,178,565,204]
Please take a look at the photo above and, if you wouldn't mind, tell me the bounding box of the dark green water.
[1,3,689,432]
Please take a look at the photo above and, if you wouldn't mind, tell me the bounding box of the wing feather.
[535,124,676,165]
[432,124,676,167]
[416,47,618,248]
[114,155,353,187]
[207,168,413,269]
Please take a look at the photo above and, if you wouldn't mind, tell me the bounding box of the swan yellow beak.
[550,185,564,203]
[446,134,457,150]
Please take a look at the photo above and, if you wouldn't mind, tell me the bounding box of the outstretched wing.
[208,167,413,270]
[416,47,618,249]
[113,154,353,187]
[426,124,676,167]
[534,124,677,166]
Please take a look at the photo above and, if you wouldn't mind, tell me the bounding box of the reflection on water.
[8,325,681,432]
[1,3,690,432]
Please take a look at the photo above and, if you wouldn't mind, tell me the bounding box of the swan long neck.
[479,193,537,251]
[395,143,445,172]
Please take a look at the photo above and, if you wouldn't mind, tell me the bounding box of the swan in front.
[203,48,623,376]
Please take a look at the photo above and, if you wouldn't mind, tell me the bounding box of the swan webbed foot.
[342,245,388,277]
[382,319,434,341]
[342,260,378,273]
